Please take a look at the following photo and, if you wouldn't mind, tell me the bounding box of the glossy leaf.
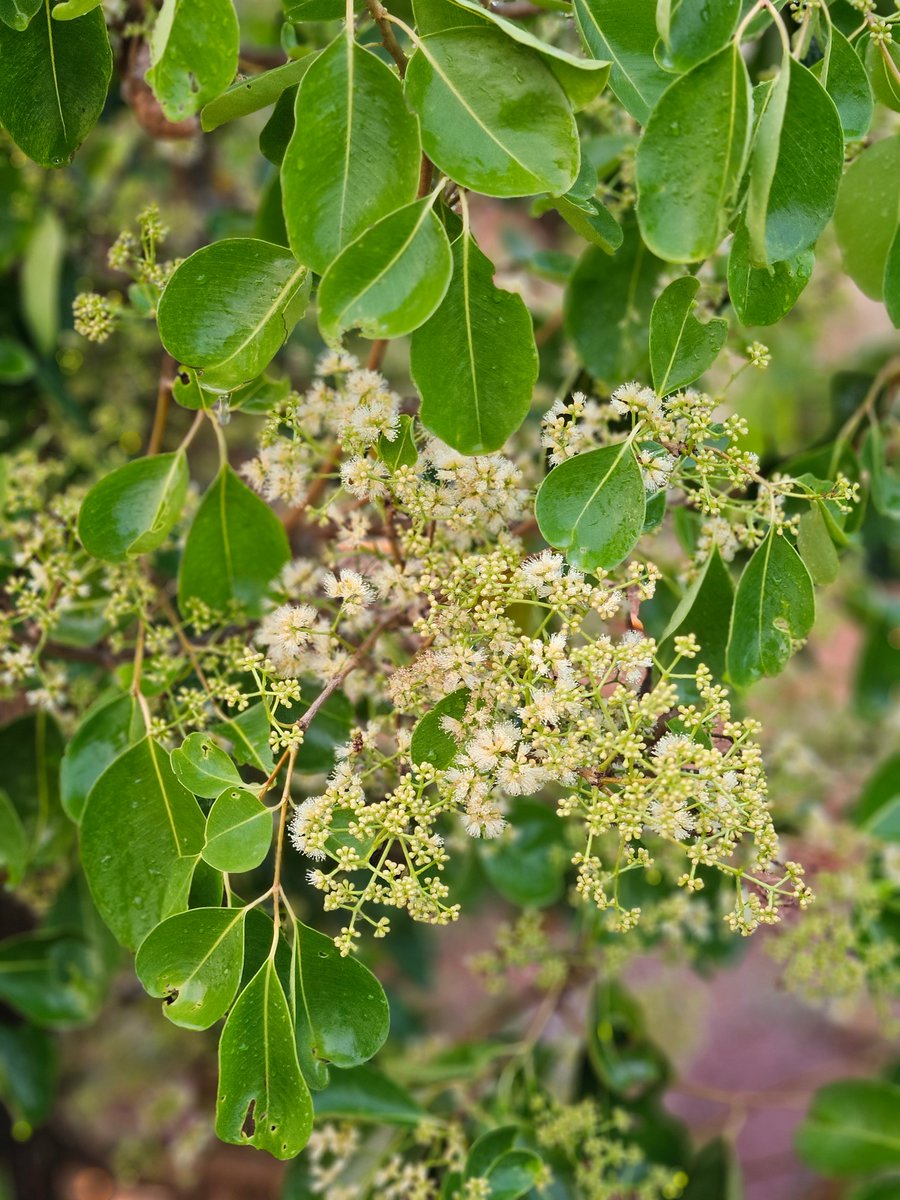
[0,789,27,886]
[158,239,310,391]
[77,451,189,563]
[833,135,900,300]
[0,1024,57,1127]
[404,27,580,198]
[135,906,246,1030]
[216,703,275,775]
[811,27,873,141]
[60,693,143,823]
[797,501,839,585]
[282,37,421,274]
[81,738,206,949]
[410,687,470,769]
[573,0,669,123]
[51,0,101,15]
[201,52,316,131]
[661,546,734,683]
[564,219,663,384]
[313,1064,424,1125]
[656,0,740,74]
[203,788,272,873]
[411,233,537,455]
[171,732,243,799]
[417,0,610,110]
[0,0,40,29]
[146,0,239,122]
[727,221,813,327]
[0,1,111,167]
[726,528,815,688]
[796,1079,900,1175]
[538,186,623,254]
[216,959,313,1159]
[178,466,290,616]
[746,58,843,266]
[465,1129,544,1199]
[867,37,900,114]
[317,198,453,346]
[377,414,418,471]
[884,225,900,329]
[535,441,646,573]
[0,713,68,868]
[293,921,389,1073]
[649,276,728,395]
[636,46,751,263]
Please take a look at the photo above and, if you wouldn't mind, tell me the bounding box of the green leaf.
[203,789,272,873]
[0,0,111,166]
[0,1024,57,1127]
[636,45,751,263]
[727,220,813,327]
[465,1130,544,1199]
[867,36,900,114]
[410,687,470,769]
[861,424,900,519]
[479,799,567,908]
[537,187,623,254]
[377,414,418,471]
[216,959,313,1159]
[21,209,64,355]
[417,0,609,110]
[848,1180,900,1200]
[726,527,815,688]
[50,0,100,16]
[649,276,728,395]
[660,546,734,684]
[811,27,873,141]
[404,27,580,198]
[135,906,246,1030]
[411,232,537,455]
[201,52,316,131]
[178,465,290,616]
[0,713,69,868]
[796,1079,900,1176]
[681,1138,743,1200]
[564,218,663,384]
[81,738,206,949]
[854,752,900,842]
[746,58,843,266]
[572,0,669,123]
[77,451,189,563]
[292,921,389,1074]
[275,680,354,775]
[656,0,740,74]
[283,0,345,17]
[535,441,646,573]
[797,501,839,585]
[0,789,27,886]
[215,703,275,775]
[833,135,900,300]
[0,0,40,30]
[60,693,143,823]
[146,0,239,122]
[317,198,453,346]
[0,336,35,382]
[171,732,243,799]
[282,36,421,274]
[0,929,109,1027]
[884,225,900,329]
[313,1063,424,1125]
[158,239,310,391]
[588,980,668,1096]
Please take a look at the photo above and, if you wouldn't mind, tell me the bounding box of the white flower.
[520,549,565,596]
[256,602,319,675]
[324,569,376,615]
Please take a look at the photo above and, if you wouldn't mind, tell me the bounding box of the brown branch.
[365,0,409,75]
[147,352,176,455]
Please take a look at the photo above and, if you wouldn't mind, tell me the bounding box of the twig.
[147,352,176,455]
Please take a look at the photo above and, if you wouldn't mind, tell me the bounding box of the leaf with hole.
[77,452,189,563]
[146,0,239,122]
[281,36,421,274]
[0,1,111,166]
[317,198,453,346]
[202,789,272,873]
[171,732,243,799]
[411,232,537,455]
[158,239,310,391]
[178,466,290,616]
[536,441,646,573]
[136,906,246,1030]
[216,958,313,1159]
[726,527,815,688]
[81,739,206,949]
[649,276,728,395]
[404,27,580,198]
[636,45,751,263]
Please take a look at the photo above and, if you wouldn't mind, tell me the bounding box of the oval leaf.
[811,27,873,142]
[636,45,751,263]
[203,788,272,873]
[649,275,728,395]
[135,906,246,1030]
[317,198,453,346]
[60,694,143,823]
[282,36,421,274]
[572,0,669,123]
[158,239,310,391]
[727,221,814,327]
[77,451,189,563]
[656,0,740,74]
[535,441,646,572]
[146,0,239,122]
[171,731,243,799]
[410,687,470,769]
[411,232,537,455]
